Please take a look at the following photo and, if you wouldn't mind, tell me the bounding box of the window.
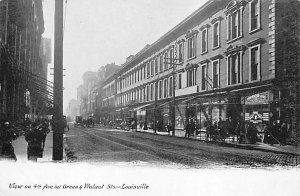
[227,53,242,85]
[227,9,242,41]
[249,0,260,32]
[201,64,207,90]
[212,60,219,88]
[150,83,153,101]
[178,73,182,89]
[249,45,260,81]
[159,55,163,72]
[159,80,163,99]
[132,73,134,84]
[155,58,158,74]
[187,36,196,59]
[137,69,139,82]
[164,52,169,70]
[169,48,174,68]
[146,62,150,77]
[163,79,168,98]
[150,60,154,76]
[187,69,196,87]
[178,43,184,62]
[169,77,173,97]
[146,85,149,101]
[212,21,220,48]
[201,28,208,53]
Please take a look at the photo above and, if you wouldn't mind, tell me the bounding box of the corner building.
[113,0,299,142]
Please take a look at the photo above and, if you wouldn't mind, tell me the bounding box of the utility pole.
[165,42,182,136]
[53,0,64,160]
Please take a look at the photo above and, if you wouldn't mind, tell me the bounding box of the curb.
[136,130,300,157]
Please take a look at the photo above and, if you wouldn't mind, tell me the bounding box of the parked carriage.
[74,116,84,128]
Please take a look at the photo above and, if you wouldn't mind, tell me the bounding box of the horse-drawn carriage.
[74,116,84,128]
[85,116,95,128]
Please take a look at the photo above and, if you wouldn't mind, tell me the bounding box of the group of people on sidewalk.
[0,118,50,162]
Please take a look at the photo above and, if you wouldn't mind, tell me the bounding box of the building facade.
[0,0,50,122]
[108,0,300,143]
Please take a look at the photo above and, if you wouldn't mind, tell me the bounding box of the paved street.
[65,125,300,168]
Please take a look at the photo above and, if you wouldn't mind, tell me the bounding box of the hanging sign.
[245,92,269,105]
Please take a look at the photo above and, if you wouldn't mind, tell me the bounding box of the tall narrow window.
[187,36,196,59]
[178,73,182,89]
[169,48,174,68]
[178,43,184,62]
[187,69,195,87]
[146,85,149,101]
[164,52,169,70]
[150,83,153,101]
[250,45,260,81]
[201,28,207,53]
[201,64,207,90]
[164,79,168,98]
[250,0,260,32]
[212,60,219,88]
[146,63,150,77]
[159,55,163,72]
[169,77,173,97]
[150,60,154,76]
[159,80,163,99]
[212,21,220,48]
[155,58,158,74]
[227,9,242,41]
[227,53,241,85]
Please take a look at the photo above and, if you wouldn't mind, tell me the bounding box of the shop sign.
[245,92,269,105]
[249,112,262,123]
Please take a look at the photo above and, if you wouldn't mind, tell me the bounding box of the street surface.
[65,125,300,168]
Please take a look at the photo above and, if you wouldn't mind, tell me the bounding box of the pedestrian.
[280,122,288,146]
[25,122,45,161]
[185,119,191,138]
[167,121,173,135]
[0,121,17,161]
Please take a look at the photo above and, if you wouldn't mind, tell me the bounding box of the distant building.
[65,99,79,121]
[76,63,121,119]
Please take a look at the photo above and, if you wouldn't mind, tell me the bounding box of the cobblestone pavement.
[64,126,300,168]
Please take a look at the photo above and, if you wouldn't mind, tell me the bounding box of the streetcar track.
[84,128,226,167]
[75,128,173,163]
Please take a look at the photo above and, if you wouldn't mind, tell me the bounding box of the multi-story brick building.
[0,0,49,122]
[110,0,299,142]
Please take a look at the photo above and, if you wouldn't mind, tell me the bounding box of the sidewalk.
[135,127,300,156]
[11,131,58,163]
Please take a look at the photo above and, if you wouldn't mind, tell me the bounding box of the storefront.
[242,91,272,139]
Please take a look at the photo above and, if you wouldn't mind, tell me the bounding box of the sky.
[42,0,208,112]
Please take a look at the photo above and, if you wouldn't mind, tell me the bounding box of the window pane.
[178,74,182,89]
[213,23,219,47]
[213,61,219,88]
[202,66,206,90]
[202,30,207,53]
